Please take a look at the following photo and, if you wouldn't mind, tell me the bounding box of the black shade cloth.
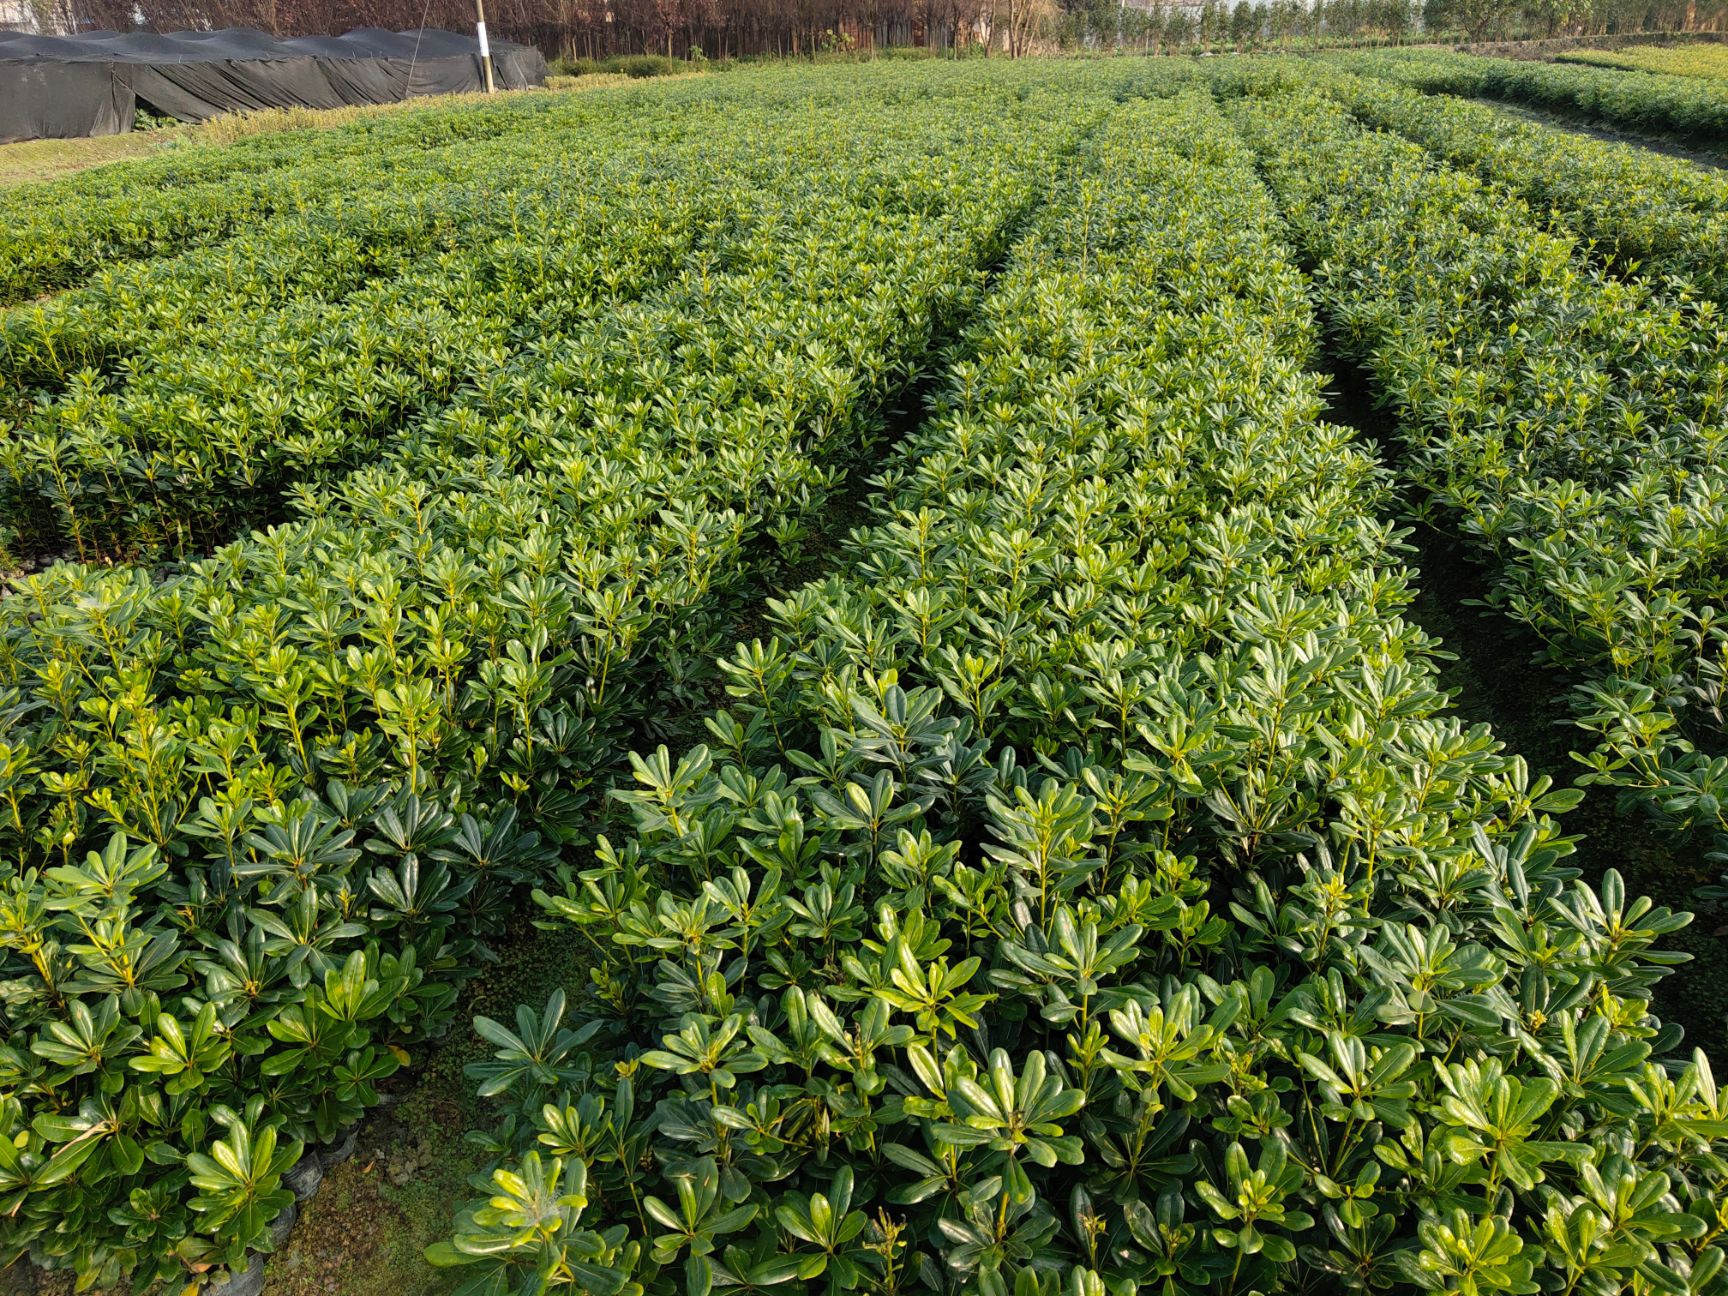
[0,59,132,140]
[0,27,547,141]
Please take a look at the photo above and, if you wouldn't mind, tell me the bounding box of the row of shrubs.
[549,54,689,78]
[547,46,948,78]
[1317,55,1728,299]
[1354,46,1728,145]
[1,97,741,562]
[432,84,1728,1295]
[1226,65,1728,868]
[0,91,593,307]
[0,65,1133,1290]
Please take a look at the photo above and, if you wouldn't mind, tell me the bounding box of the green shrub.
[548,55,604,76]
[1354,47,1728,145]
[1315,56,1728,298]
[1230,75,1728,866]
[0,91,569,307]
[601,54,686,78]
[132,107,177,132]
[432,87,1728,1296]
[0,63,1129,1290]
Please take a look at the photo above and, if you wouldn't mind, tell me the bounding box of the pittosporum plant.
[433,93,1728,1296]
[1223,74,1728,873]
[1342,48,1728,150]
[1310,58,1728,301]
[0,62,1157,1289]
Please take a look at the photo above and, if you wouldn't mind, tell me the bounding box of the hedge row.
[1315,56,1728,300]
[0,86,923,562]
[0,87,644,307]
[1228,81,1728,864]
[0,69,1115,1289]
[1555,43,1728,80]
[436,87,1727,1296]
[1350,47,1728,145]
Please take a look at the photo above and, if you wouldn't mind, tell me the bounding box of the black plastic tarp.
[0,27,547,141]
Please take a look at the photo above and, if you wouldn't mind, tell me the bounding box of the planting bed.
[2,53,1726,1296]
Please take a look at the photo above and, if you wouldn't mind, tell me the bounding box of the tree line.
[24,0,1728,81]
[1069,0,1724,51]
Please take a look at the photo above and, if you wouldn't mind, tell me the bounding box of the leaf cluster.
[437,92,1728,1296]
[0,65,1121,1287]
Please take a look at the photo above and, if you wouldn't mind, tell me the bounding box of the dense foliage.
[0,63,1133,1289]
[7,75,1040,563]
[1556,43,1728,80]
[1314,56,1728,299]
[1224,72,1728,864]
[435,89,1728,1296]
[1,95,755,562]
[1352,48,1728,145]
[6,52,1727,1295]
[0,92,583,308]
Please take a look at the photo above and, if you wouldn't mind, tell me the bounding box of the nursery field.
[1344,44,1728,148]
[1558,42,1728,81]
[4,51,1728,1296]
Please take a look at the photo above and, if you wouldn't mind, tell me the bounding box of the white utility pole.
[475,0,497,92]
